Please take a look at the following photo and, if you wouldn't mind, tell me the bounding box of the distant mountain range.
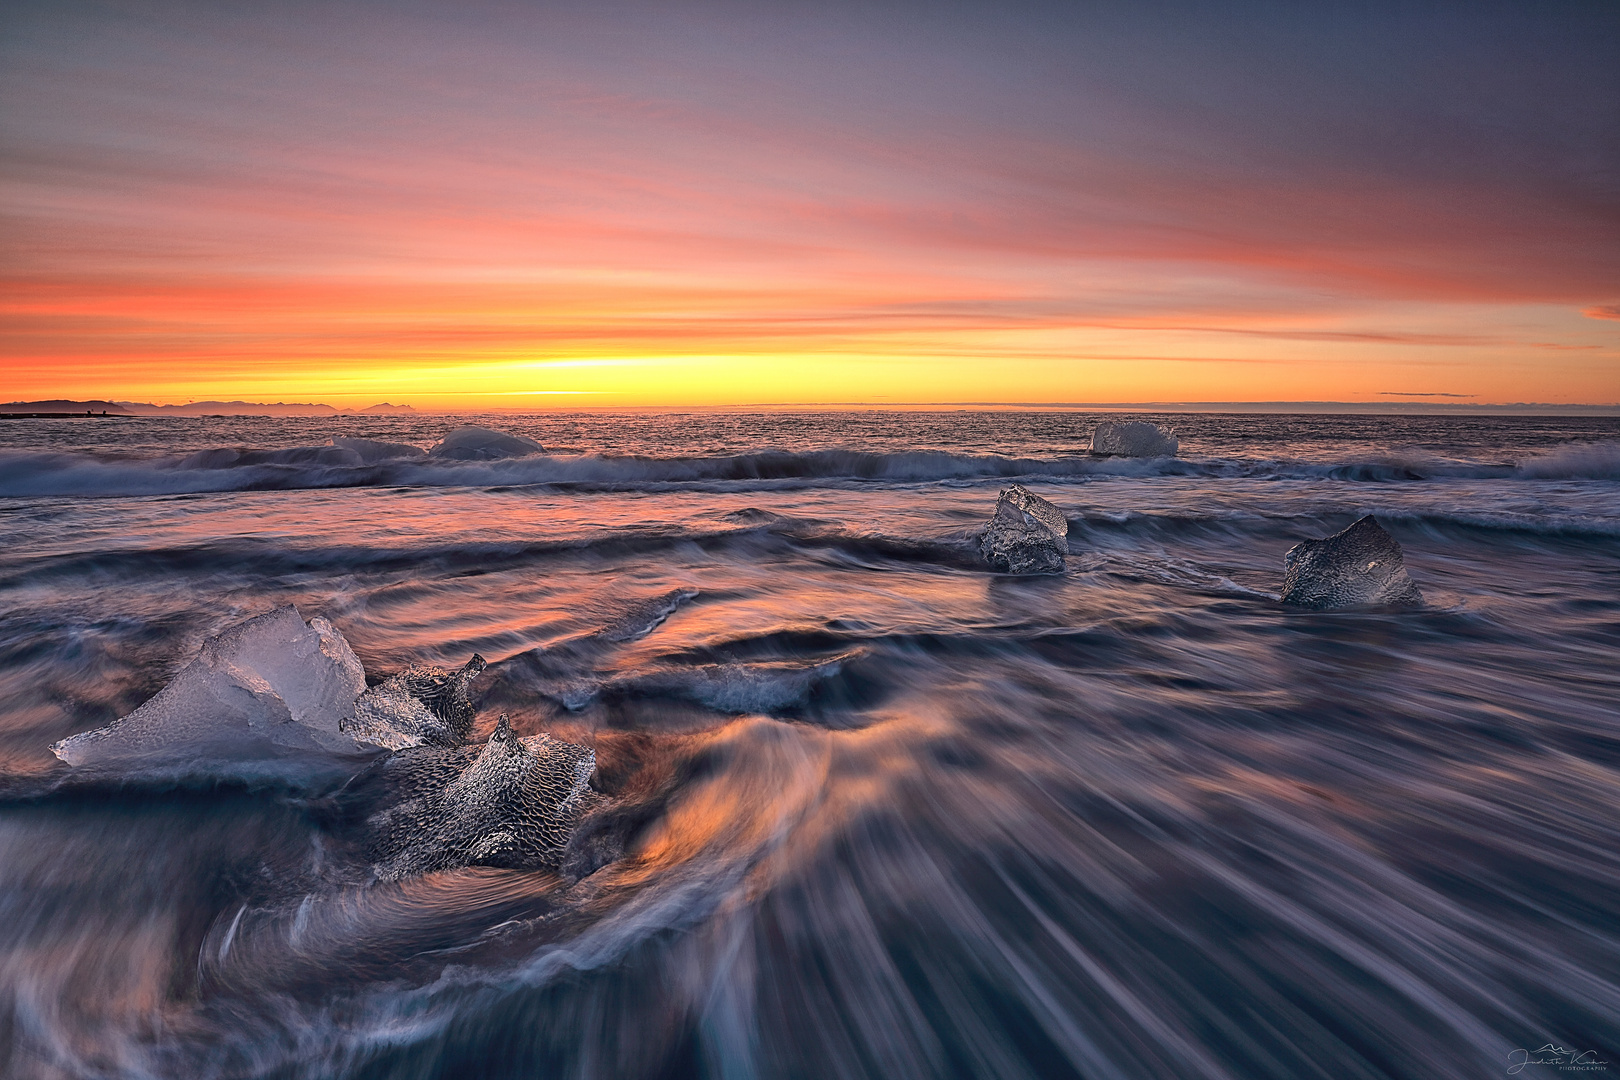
[0,400,417,417]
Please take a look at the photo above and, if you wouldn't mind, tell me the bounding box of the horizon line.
[6,397,1620,416]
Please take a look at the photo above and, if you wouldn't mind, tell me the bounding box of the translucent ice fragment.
[366,715,598,881]
[344,655,487,749]
[427,426,545,461]
[1280,514,1423,609]
[1089,420,1178,457]
[979,483,1068,574]
[51,605,369,767]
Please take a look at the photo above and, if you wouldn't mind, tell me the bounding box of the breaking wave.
[0,447,1162,497]
[1515,440,1620,480]
[6,444,1616,499]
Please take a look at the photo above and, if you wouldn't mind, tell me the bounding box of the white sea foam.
[330,436,427,463]
[1515,440,1620,480]
[0,447,1180,498]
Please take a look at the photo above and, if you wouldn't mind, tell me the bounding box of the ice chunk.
[366,715,599,881]
[328,436,426,463]
[51,605,369,767]
[1280,515,1424,609]
[343,655,487,750]
[427,425,545,461]
[1089,420,1178,457]
[979,483,1068,574]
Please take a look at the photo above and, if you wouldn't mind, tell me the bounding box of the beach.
[0,410,1617,1078]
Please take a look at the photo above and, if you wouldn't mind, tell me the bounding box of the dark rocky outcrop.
[1280,514,1423,609]
[979,484,1069,574]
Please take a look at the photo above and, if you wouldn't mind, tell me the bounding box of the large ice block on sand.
[51,605,369,767]
[979,483,1068,574]
[428,426,545,461]
[366,715,599,881]
[1089,420,1178,457]
[1280,514,1423,609]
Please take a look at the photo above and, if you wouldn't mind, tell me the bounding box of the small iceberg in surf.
[364,714,600,881]
[51,606,490,768]
[1089,420,1178,457]
[428,425,546,461]
[50,605,372,768]
[50,607,602,883]
[979,483,1068,574]
[1280,514,1423,609]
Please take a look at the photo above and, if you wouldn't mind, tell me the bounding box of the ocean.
[0,410,1617,1079]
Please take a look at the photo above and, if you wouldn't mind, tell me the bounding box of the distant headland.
[0,400,417,418]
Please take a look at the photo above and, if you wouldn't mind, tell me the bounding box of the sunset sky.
[3,1,1617,408]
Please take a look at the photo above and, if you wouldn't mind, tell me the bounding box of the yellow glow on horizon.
[4,275,1617,408]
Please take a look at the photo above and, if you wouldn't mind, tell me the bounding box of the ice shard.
[366,715,599,881]
[51,605,370,767]
[1280,514,1424,609]
[1089,420,1178,457]
[979,483,1068,574]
